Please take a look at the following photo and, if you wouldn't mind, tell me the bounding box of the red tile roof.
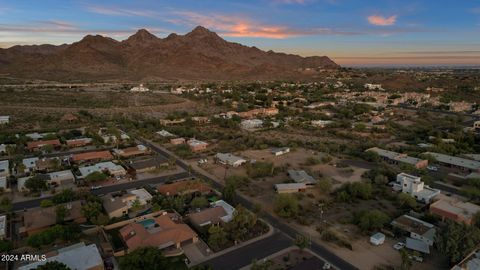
[119,214,197,250]
[27,139,61,150]
[71,150,113,162]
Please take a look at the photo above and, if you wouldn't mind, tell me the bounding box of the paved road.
[200,232,293,269]
[11,171,190,211]
[137,138,358,270]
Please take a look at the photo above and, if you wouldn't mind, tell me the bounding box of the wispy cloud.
[470,7,480,14]
[271,0,307,4]
[367,15,398,26]
[86,5,159,17]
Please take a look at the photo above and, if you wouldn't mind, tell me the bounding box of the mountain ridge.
[0,26,339,81]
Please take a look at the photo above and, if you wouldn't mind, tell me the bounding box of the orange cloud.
[367,15,397,26]
[170,11,348,38]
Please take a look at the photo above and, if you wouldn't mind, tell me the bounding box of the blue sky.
[0,0,479,66]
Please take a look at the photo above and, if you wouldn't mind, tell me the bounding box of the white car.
[393,242,405,250]
[322,262,331,270]
[90,185,103,190]
[427,166,438,171]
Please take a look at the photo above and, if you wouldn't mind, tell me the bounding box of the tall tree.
[119,247,167,270]
[436,221,480,264]
[208,225,229,251]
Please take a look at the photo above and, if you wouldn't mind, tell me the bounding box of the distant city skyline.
[0,0,479,66]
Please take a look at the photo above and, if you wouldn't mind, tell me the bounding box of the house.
[0,116,9,125]
[391,215,436,246]
[189,207,228,228]
[238,108,278,118]
[274,183,307,194]
[158,180,212,197]
[366,147,428,169]
[288,170,317,185]
[474,121,480,131]
[17,176,30,192]
[423,152,480,173]
[370,232,385,246]
[271,147,290,156]
[160,119,186,126]
[156,130,176,137]
[240,119,264,130]
[35,158,60,172]
[0,215,6,240]
[104,188,153,218]
[170,138,186,145]
[78,162,126,179]
[130,84,149,92]
[113,145,149,158]
[0,177,8,192]
[210,200,235,223]
[191,116,210,124]
[119,212,198,251]
[0,160,9,177]
[311,120,333,128]
[22,157,38,174]
[430,197,480,225]
[394,173,440,203]
[187,139,208,152]
[406,237,430,254]
[48,170,75,186]
[72,150,113,164]
[129,188,153,205]
[25,132,48,141]
[364,83,383,90]
[215,153,247,167]
[66,138,93,148]
[0,144,7,155]
[19,201,86,236]
[128,156,169,173]
[103,193,137,219]
[26,139,61,151]
[452,249,480,270]
[17,242,104,270]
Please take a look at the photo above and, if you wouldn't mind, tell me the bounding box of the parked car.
[393,242,405,250]
[322,262,331,269]
[91,185,103,190]
[427,165,438,171]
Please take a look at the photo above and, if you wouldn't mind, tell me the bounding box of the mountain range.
[0,26,339,82]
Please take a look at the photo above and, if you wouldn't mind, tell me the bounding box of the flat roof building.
[72,150,113,163]
[391,214,436,246]
[423,152,480,172]
[395,173,440,204]
[210,200,235,223]
[17,242,103,270]
[78,161,126,178]
[288,170,317,185]
[274,183,308,193]
[430,197,480,225]
[0,160,9,177]
[367,147,428,169]
[215,153,247,167]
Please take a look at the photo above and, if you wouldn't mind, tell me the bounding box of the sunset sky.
[0,0,479,66]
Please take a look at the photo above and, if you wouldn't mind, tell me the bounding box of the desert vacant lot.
[0,89,183,108]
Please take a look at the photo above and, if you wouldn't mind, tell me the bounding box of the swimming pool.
[138,219,155,228]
